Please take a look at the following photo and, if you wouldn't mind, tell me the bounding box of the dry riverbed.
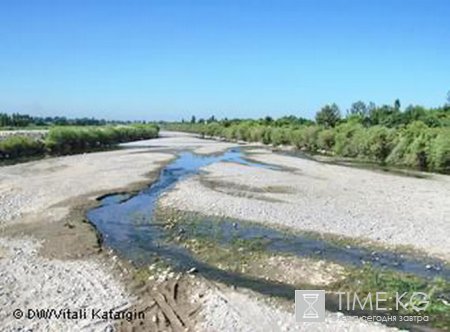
[160,147,450,260]
[1,131,446,331]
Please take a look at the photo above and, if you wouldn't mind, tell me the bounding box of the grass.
[334,265,450,328]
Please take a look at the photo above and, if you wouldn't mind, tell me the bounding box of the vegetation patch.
[333,266,450,329]
[0,124,159,161]
[164,101,450,173]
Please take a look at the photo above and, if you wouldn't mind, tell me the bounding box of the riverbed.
[1,131,448,331]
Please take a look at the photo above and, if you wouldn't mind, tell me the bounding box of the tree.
[348,101,367,117]
[315,103,341,128]
[368,104,402,127]
[394,99,401,111]
[263,116,273,125]
[190,115,196,124]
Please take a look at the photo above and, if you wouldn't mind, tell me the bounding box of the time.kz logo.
[295,290,430,323]
[295,290,325,322]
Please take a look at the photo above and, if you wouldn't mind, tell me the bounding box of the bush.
[302,126,321,151]
[0,135,45,159]
[248,126,265,142]
[164,117,450,174]
[288,128,305,149]
[363,126,397,163]
[428,129,450,172]
[45,125,159,155]
[317,129,335,151]
[236,124,251,141]
[270,128,290,146]
[333,122,365,157]
[386,121,434,170]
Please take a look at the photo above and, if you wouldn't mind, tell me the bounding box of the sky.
[0,0,449,121]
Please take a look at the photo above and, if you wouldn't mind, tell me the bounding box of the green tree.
[315,103,341,128]
[348,101,367,117]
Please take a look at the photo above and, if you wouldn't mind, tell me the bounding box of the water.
[87,148,277,264]
[87,148,449,281]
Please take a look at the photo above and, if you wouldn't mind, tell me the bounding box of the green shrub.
[386,121,434,170]
[0,135,45,159]
[45,125,159,155]
[317,129,335,151]
[262,127,273,145]
[302,126,321,151]
[222,126,237,140]
[248,126,265,142]
[164,118,450,174]
[270,128,290,146]
[288,128,305,149]
[363,126,397,163]
[236,124,251,141]
[334,122,365,157]
[428,129,450,172]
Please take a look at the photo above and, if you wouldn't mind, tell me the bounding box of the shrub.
[302,126,321,151]
[248,126,265,142]
[386,121,434,170]
[236,124,251,141]
[317,129,335,151]
[270,128,290,146]
[428,129,450,172]
[288,128,305,149]
[262,127,273,145]
[363,126,397,163]
[0,135,45,159]
[45,125,159,155]
[333,122,365,157]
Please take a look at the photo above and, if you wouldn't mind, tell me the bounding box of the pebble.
[187,267,198,274]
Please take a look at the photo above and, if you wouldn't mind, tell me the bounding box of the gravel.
[198,287,397,332]
[160,148,450,260]
[0,237,130,331]
[0,131,239,330]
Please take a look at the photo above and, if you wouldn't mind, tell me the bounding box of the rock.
[187,267,198,274]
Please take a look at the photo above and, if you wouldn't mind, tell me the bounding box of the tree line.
[165,100,450,173]
[0,113,151,128]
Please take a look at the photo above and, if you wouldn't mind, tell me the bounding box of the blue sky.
[0,0,449,121]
